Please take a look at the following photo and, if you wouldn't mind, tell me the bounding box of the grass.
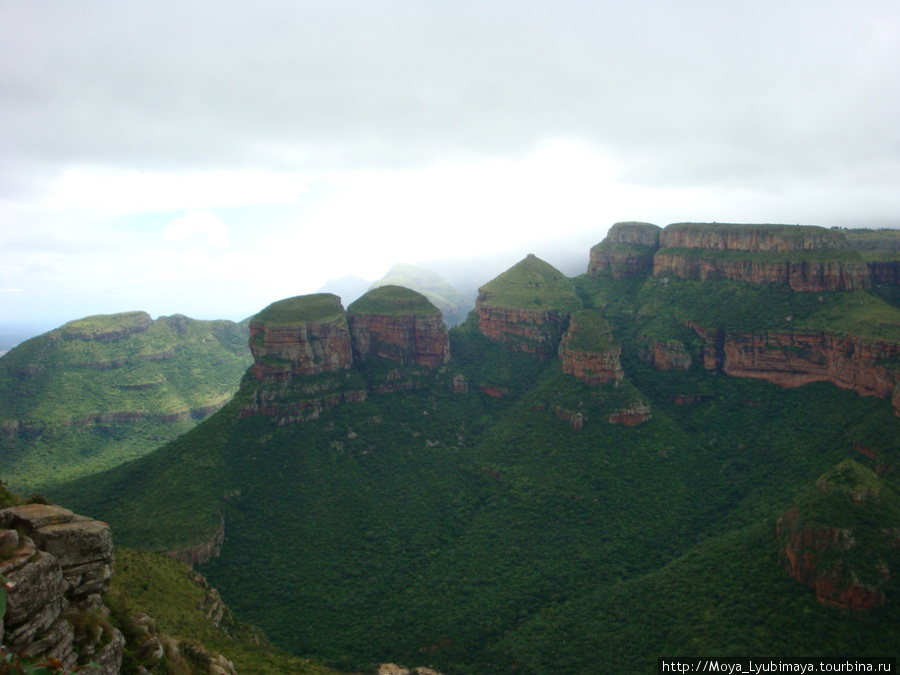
[477,254,582,312]
[347,285,441,316]
[562,309,617,352]
[253,294,347,325]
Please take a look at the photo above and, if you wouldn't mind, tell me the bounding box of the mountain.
[315,274,372,307]
[370,263,473,327]
[0,311,252,491]
[45,223,900,674]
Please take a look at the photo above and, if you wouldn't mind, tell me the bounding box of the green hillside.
[0,312,251,491]
[347,285,441,316]
[45,235,900,674]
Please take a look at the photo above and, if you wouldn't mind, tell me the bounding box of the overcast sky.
[2,0,899,329]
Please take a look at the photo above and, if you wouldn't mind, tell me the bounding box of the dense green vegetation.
[253,294,346,325]
[51,271,900,674]
[347,285,441,316]
[109,547,345,675]
[0,313,251,491]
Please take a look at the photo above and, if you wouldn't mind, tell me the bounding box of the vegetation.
[0,313,251,491]
[370,263,473,326]
[252,294,346,325]
[477,254,582,312]
[32,228,900,673]
[347,285,441,316]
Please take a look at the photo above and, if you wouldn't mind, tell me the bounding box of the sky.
[2,0,900,330]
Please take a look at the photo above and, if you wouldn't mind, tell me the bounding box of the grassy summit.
[563,309,617,352]
[478,254,582,312]
[347,285,441,316]
[253,293,346,325]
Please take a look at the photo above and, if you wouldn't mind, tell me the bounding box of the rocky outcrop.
[0,504,122,673]
[476,255,582,356]
[653,223,870,291]
[248,294,353,381]
[777,460,900,610]
[559,310,624,385]
[59,311,153,342]
[608,401,652,426]
[691,325,900,401]
[588,222,661,278]
[638,338,693,371]
[347,286,450,368]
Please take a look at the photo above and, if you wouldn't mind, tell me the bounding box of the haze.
[2,0,899,331]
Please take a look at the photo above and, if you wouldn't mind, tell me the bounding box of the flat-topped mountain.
[370,263,473,327]
[0,311,252,490]
[589,221,897,291]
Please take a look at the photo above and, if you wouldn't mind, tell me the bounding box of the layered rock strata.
[691,325,900,402]
[0,504,122,673]
[588,222,661,278]
[476,254,582,356]
[559,310,624,385]
[347,286,450,368]
[653,223,870,291]
[638,338,693,371]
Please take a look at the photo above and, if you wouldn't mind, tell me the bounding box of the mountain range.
[6,221,900,674]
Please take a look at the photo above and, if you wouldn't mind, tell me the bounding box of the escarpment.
[0,504,123,673]
[476,254,582,355]
[588,222,661,278]
[244,288,450,421]
[691,325,900,402]
[777,461,900,610]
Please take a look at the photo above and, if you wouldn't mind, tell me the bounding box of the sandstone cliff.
[248,293,353,382]
[0,504,123,673]
[776,460,900,610]
[558,310,624,385]
[588,222,661,278]
[690,324,900,403]
[638,337,693,371]
[476,254,582,356]
[347,285,450,369]
[653,223,870,292]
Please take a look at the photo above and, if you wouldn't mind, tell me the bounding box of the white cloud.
[163,210,230,249]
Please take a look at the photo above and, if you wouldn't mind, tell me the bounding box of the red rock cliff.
[653,223,871,291]
[558,310,624,385]
[588,222,661,278]
[248,294,353,382]
[347,287,450,369]
[477,305,572,357]
[691,324,900,403]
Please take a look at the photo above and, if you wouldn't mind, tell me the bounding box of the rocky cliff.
[0,504,122,673]
[653,223,871,291]
[777,460,900,610]
[347,286,450,369]
[558,310,624,385]
[476,254,582,356]
[691,325,900,405]
[248,293,353,382]
[244,288,451,421]
[588,222,661,278]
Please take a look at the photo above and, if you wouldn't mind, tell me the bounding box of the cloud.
[163,210,230,249]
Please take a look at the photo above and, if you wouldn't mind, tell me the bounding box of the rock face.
[249,293,353,381]
[638,338,693,371]
[608,401,652,426]
[167,516,226,567]
[0,504,122,673]
[559,310,624,385]
[244,289,450,422]
[691,325,900,401]
[653,223,870,292]
[347,286,450,368]
[476,254,582,356]
[777,460,900,610]
[588,222,661,278]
